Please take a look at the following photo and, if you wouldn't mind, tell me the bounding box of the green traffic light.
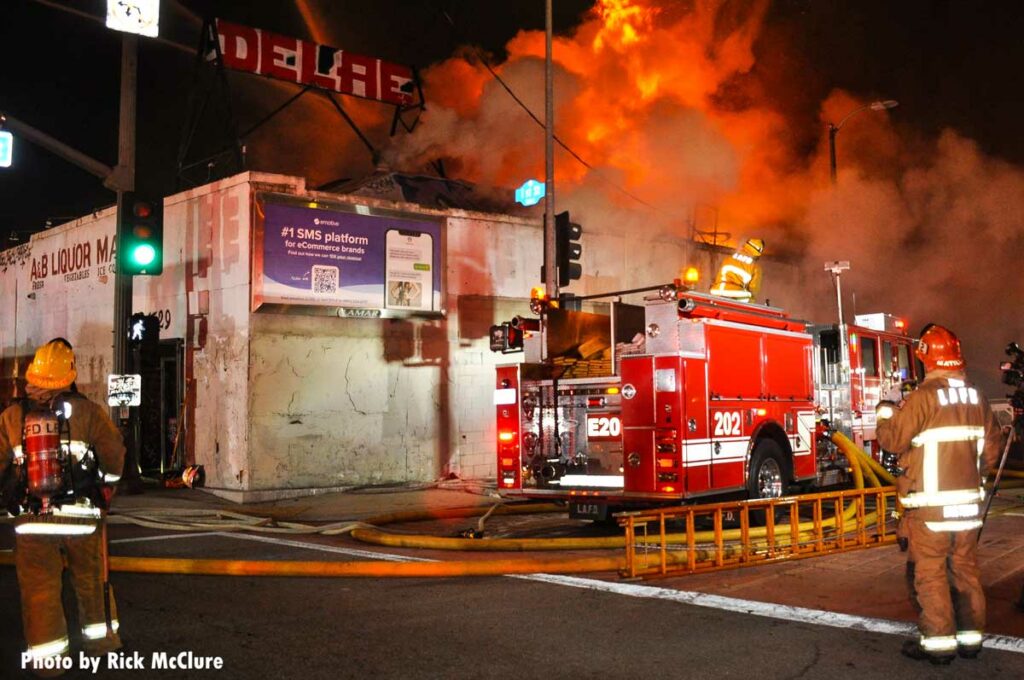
[132,244,157,266]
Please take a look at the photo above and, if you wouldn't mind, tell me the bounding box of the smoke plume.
[377,0,1023,395]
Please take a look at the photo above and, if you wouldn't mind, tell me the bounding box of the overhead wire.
[437,8,670,217]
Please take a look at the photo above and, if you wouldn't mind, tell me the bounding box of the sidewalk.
[110,480,502,522]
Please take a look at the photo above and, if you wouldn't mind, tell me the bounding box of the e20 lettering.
[587,415,621,439]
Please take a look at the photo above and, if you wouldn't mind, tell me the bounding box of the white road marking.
[110,531,225,544]
[1,531,224,551]
[215,531,431,562]
[512,574,1024,655]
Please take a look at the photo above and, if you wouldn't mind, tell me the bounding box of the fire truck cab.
[493,288,917,519]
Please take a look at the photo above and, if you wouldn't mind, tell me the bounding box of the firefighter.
[710,237,764,303]
[0,340,125,677]
[875,324,1002,664]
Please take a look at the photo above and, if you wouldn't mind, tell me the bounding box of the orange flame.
[386,0,902,245]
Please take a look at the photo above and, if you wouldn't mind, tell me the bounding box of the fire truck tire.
[747,440,789,525]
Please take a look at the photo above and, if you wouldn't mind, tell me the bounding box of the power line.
[439,9,667,215]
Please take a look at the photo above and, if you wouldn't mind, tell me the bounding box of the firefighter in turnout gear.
[0,340,125,677]
[875,324,1002,664]
[710,238,764,303]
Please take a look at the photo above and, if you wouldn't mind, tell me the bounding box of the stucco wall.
[1,171,806,501]
[162,173,303,493]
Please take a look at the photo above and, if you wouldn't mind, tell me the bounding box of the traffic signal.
[127,312,160,354]
[118,193,163,275]
[555,211,582,287]
[489,323,523,354]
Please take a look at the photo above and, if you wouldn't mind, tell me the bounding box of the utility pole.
[113,33,142,491]
[113,33,137,375]
[828,124,838,185]
[543,0,556,302]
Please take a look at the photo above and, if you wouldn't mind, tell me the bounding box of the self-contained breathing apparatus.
[3,395,108,530]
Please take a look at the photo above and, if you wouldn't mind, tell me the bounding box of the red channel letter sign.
[215,19,414,106]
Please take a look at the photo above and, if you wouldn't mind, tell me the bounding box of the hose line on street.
[3,436,1020,578]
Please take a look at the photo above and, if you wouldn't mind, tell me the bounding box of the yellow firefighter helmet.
[25,340,77,390]
[741,238,765,258]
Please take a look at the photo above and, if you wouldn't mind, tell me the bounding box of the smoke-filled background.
[2,0,1023,394]
[384,0,1024,395]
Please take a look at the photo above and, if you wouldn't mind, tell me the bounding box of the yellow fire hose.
[0,435,964,577]
[350,433,884,552]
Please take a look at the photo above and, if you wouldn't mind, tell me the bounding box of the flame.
[357,0,1019,399]
[388,0,806,236]
[592,0,659,51]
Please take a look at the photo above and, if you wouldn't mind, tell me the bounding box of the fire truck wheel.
[747,440,790,524]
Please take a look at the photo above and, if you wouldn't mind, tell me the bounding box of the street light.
[828,99,898,184]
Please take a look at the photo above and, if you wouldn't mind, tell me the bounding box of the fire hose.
[2,442,1019,577]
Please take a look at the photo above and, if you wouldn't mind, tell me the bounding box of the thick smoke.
[311,0,1020,396]
[796,124,1024,395]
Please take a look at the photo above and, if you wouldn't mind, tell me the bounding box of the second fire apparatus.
[492,285,918,520]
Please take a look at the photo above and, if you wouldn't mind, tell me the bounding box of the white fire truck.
[491,285,917,520]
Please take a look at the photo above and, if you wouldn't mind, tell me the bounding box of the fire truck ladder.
[619,486,899,580]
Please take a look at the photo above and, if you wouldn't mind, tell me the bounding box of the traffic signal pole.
[113,33,143,491]
[113,33,137,377]
[543,0,556,304]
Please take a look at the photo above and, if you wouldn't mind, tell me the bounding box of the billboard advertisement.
[252,194,444,317]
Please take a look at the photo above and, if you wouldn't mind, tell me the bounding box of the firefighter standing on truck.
[875,324,1002,664]
[710,237,764,303]
[0,340,125,677]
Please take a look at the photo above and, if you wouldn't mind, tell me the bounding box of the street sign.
[106,0,160,37]
[515,179,545,207]
[0,131,12,168]
[107,373,142,407]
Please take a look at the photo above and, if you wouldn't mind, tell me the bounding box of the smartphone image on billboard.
[385,229,434,311]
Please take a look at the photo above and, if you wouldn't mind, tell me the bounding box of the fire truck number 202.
[713,411,742,437]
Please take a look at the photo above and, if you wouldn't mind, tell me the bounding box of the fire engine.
[491,284,918,520]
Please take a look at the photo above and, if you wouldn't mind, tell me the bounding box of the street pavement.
[1,483,1023,679]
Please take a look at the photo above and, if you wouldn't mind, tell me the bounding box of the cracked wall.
[1,172,802,497]
[248,314,445,488]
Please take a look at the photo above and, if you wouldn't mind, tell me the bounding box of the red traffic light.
[133,202,153,218]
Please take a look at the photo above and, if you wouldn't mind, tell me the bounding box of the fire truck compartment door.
[620,356,655,427]
[682,358,710,494]
[623,428,656,493]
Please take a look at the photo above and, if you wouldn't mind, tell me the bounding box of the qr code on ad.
[311,265,339,295]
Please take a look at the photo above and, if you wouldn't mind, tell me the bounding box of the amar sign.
[215,19,414,107]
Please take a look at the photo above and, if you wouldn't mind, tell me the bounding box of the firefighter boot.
[900,639,955,665]
[957,644,981,660]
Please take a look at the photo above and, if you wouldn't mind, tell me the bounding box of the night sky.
[3,1,1024,394]
[3,0,1023,241]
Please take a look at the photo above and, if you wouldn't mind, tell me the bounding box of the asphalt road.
[1,528,1022,679]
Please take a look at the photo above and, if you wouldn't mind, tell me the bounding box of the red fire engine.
[492,285,917,520]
